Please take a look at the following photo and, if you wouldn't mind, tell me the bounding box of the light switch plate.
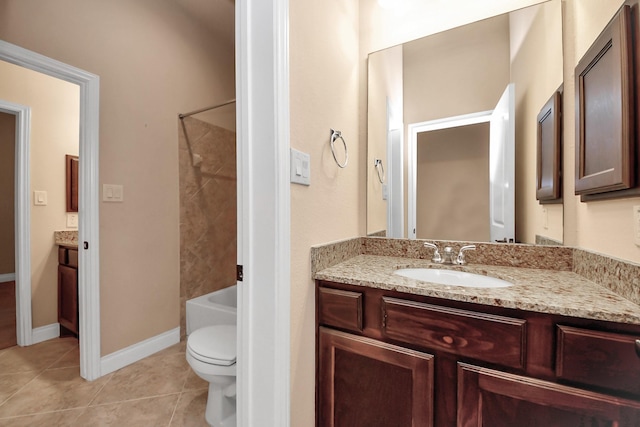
[634,205,640,246]
[290,148,310,186]
[542,208,548,230]
[103,184,124,202]
[34,190,47,206]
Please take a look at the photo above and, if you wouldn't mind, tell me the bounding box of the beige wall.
[0,60,79,327]
[0,112,15,275]
[0,0,235,355]
[562,0,640,263]
[510,0,563,244]
[403,14,511,123]
[417,124,490,241]
[360,0,550,55]
[366,45,403,235]
[290,0,361,425]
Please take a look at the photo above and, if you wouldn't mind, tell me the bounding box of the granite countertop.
[54,230,78,248]
[314,254,640,326]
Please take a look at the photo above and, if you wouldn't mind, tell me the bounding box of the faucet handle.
[424,242,442,263]
[456,245,476,265]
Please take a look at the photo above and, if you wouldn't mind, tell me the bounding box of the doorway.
[0,111,16,350]
[0,40,101,381]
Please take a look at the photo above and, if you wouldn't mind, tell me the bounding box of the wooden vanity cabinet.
[319,328,434,427]
[458,363,640,427]
[316,280,640,427]
[58,246,78,336]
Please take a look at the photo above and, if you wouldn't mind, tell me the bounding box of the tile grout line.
[0,339,77,414]
[86,371,116,407]
[167,392,183,427]
[86,392,182,409]
[0,407,85,421]
[44,342,79,371]
[0,371,40,410]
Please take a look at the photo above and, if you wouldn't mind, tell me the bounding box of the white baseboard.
[100,327,180,376]
[0,273,16,283]
[32,323,60,344]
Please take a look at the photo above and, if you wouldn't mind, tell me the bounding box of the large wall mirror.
[366,0,564,245]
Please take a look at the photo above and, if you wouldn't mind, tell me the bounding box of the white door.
[489,83,515,243]
[386,128,403,238]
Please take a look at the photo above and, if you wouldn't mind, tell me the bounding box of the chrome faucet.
[442,246,456,264]
[423,242,442,263]
[456,245,476,265]
[424,242,476,265]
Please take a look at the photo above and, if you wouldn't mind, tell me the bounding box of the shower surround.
[179,116,237,338]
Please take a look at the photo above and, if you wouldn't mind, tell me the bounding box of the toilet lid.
[188,325,237,366]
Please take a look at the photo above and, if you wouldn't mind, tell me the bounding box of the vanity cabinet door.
[58,264,78,335]
[318,327,434,427]
[458,363,640,427]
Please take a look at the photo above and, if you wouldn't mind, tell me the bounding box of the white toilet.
[186,324,237,427]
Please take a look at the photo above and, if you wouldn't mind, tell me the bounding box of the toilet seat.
[188,325,236,366]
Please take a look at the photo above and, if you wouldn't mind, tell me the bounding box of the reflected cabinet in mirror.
[366,0,564,245]
[66,154,78,213]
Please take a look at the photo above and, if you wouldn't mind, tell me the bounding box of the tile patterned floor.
[0,337,209,426]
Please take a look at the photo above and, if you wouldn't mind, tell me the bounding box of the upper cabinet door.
[575,4,635,196]
[65,154,79,212]
[536,89,562,202]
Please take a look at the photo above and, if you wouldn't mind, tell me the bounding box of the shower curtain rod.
[179,99,236,119]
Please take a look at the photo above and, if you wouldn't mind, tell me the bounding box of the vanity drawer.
[556,325,640,395]
[58,247,78,268]
[318,287,363,333]
[382,297,527,369]
[67,248,78,268]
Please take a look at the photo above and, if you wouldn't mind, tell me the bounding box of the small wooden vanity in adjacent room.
[58,245,78,337]
[55,230,79,338]
[313,239,640,427]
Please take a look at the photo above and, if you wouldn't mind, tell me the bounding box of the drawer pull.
[442,336,454,344]
[636,339,640,358]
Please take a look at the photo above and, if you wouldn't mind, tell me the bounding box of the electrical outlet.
[67,213,78,228]
[634,205,640,247]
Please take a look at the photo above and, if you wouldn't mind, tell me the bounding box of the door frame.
[0,100,31,347]
[407,110,492,239]
[0,40,101,381]
[236,0,291,424]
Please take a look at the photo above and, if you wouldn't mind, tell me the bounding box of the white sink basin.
[394,268,513,288]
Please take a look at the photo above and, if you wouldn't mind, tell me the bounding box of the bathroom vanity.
[314,245,640,427]
[58,245,78,336]
[55,230,79,337]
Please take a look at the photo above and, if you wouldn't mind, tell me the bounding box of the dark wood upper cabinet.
[575,4,636,196]
[65,154,78,212]
[536,88,562,203]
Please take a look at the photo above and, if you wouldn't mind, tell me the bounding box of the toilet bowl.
[186,324,237,427]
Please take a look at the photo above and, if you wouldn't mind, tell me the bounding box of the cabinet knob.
[636,339,640,358]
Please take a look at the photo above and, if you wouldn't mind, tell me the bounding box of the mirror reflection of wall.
[417,123,490,241]
[366,0,563,245]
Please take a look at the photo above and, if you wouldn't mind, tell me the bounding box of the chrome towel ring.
[330,129,348,168]
[374,158,385,183]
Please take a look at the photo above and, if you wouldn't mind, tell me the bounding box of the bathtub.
[186,285,237,335]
